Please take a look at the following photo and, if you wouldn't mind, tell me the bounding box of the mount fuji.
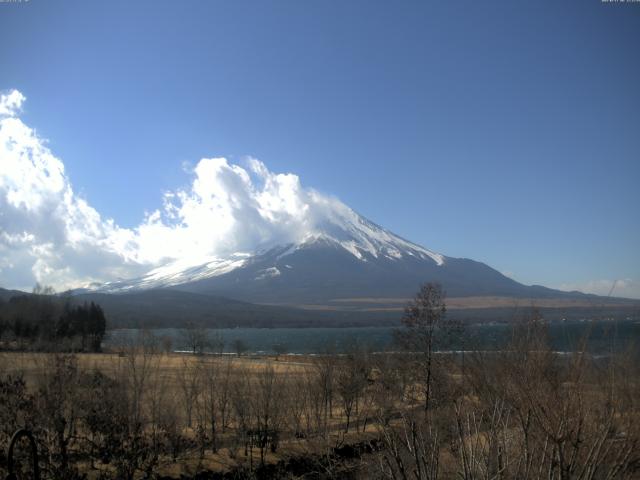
[58,202,640,329]
[85,207,576,307]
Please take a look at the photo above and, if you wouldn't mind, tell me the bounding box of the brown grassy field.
[0,350,384,478]
[0,351,310,381]
[1,319,639,479]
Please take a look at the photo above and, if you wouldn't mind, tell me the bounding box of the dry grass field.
[0,349,387,479]
[1,318,639,479]
[0,351,311,384]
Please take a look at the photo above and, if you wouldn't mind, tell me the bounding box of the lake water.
[105,319,640,355]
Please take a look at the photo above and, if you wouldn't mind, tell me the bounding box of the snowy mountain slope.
[93,254,251,293]
[88,208,578,305]
[91,209,444,292]
[172,239,560,303]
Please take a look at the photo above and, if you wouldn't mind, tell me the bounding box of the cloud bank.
[0,89,349,291]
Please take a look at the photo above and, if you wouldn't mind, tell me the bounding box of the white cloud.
[0,89,350,291]
[0,90,25,117]
[557,278,640,300]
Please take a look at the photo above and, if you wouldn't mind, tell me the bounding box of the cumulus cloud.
[0,89,147,290]
[0,90,25,117]
[130,155,344,267]
[0,89,350,291]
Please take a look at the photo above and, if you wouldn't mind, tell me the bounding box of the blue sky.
[1,0,639,296]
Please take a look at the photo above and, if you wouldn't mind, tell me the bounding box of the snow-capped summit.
[91,207,445,294]
[301,212,445,265]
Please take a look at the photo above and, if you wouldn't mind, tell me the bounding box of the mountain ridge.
[2,287,637,330]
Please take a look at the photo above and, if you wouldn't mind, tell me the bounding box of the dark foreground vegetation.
[0,284,638,479]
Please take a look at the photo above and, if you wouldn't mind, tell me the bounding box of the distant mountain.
[88,209,601,306]
[7,206,638,328]
[0,287,28,302]
[2,286,637,330]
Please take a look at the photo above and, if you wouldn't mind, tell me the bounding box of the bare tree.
[157,390,184,463]
[233,338,249,356]
[200,355,230,452]
[251,364,286,464]
[217,357,235,433]
[305,367,329,436]
[230,365,252,458]
[378,412,441,480]
[396,282,457,412]
[118,330,160,429]
[181,321,210,354]
[35,354,81,477]
[286,370,310,437]
[313,351,337,432]
[177,356,202,428]
[371,352,406,427]
[336,347,370,433]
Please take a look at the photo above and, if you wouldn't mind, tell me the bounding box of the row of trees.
[179,321,290,357]
[0,286,106,352]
